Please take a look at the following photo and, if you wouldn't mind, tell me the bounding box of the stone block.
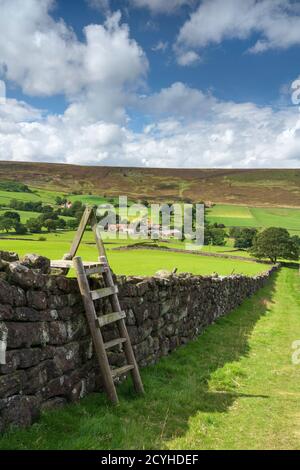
[21,254,50,274]
[8,262,46,289]
[27,291,47,310]
[0,370,25,398]
[6,322,49,349]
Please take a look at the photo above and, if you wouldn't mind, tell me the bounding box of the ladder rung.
[97,310,126,327]
[104,337,127,350]
[51,260,105,270]
[91,286,118,300]
[111,364,134,378]
[85,265,105,276]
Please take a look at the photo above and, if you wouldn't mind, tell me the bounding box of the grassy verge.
[0,267,299,450]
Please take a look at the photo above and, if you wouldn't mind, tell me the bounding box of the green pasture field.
[0,187,64,206]
[207,204,300,234]
[0,210,74,224]
[0,184,299,234]
[0,230,265,277]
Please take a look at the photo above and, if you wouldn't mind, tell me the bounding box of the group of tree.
[229,226,299,262]
[10,199,44,212]
[0,208,79,234]
[229,227,258,249]
[3,198,85,234]
[9,197,84,220]
[0,181,32,193]
[0,211,26,234]
[59,201,85,220]
[250,227,299,263]
[204,224,227,246]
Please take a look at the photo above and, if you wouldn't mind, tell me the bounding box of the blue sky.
[0,0,300,167]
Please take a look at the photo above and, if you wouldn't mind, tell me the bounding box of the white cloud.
[0,1,148,122]
[0,0,299,169]
[151,41,169,52]
[0,98,127,164]
[130,0,193,14]
[140,82,216,119]
[0,99,43,123]
[176,50,200,66]
[1,83,299,168]
[177,0,300,58]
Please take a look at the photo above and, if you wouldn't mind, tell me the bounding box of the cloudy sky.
[0,0,300,168]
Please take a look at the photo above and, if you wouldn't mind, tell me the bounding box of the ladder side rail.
[100,256,145,395]
[73,256,119,404]
[90,211,107,258]
[64,206,94,262]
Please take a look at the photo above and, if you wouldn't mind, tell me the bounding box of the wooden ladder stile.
[50,205,144,403]
[99,254,144,396]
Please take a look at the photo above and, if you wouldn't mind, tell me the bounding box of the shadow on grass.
[0,271,279,450]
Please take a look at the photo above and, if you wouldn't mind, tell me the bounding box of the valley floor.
[0,267,299,450]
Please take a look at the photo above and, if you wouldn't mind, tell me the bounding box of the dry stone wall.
[0,251,278,432]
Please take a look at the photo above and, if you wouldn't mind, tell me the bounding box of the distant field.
[68,194,113,205]
[0,163,299,207]
[0,209,42,224]
[0,209,74,224]
[0,188,126,211]
[207,204,300,234]
[0,182,298,275]
[0,188,64,206]
[0,230,265,277]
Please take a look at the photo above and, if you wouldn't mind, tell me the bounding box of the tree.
[41,205,55,215]
[233,228,258,249]
[0,181,31,192]
[15,223,27,235]
[56,218,66,229]
[43,219,58,232]
[0,217,15,233]
[26,218,42,234]
[9,198,19,209]
[229,227,242,238]
[3,211,21,223]
[210,227,227,246]
[38,212,58,224]
[291,235,300,248]
[251,227,299,263]
[204,225,227,246]
[66,219,78,230]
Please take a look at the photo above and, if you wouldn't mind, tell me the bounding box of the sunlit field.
[207,204,300,235]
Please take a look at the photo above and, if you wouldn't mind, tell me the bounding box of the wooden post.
[73,256,119,404]
[100,255,145,395]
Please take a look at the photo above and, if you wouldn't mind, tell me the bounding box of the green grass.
[0,187,64,206]
[106,249,264,276]
[0,210,74,224]
[207,204,300,234]
[0,268,299,450]
[68,194,114,205]
[0,209,42,224]
[0,231,264,276]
